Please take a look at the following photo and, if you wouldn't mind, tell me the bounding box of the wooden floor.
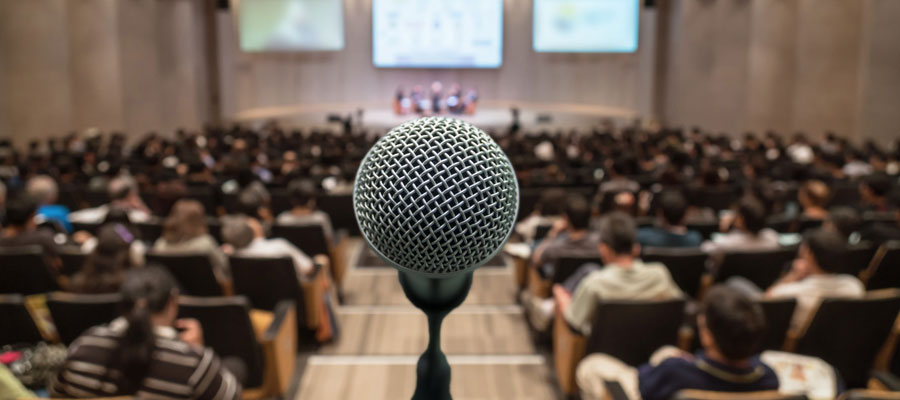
[295,240,560,400]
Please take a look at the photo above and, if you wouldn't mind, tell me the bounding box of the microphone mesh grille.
[354,117,518,275]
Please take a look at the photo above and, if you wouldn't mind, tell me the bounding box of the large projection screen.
[372,0,503,68]
[533,0,640,53]
[235,0,345,52]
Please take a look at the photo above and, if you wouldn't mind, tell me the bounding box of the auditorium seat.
[0,245,61,295]
[177,296,297,398]
[71,221,101,235]
[786,289,900,388]
[316,193,358,235]
[135,220,164,243]
[603,382,808,400]
[863,242,900,291]
[0,294,44,346]
[841,242,878,277]
[686,220,720,241]
[642,247,707,299]
[83,190,110,208]
[270,223,344,284]
[229,255,321,339]
[758,298,797,351]
[59,246,89,276]
[714,247,798,290]
[46,292,121,345]
[145,252,227,297]
[839,390,900,400]
[186,187,218,216]
[553,298,686,396]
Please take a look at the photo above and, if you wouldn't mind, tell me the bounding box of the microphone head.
[354,117,518,276]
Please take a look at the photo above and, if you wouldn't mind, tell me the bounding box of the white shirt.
[235,237,314,280]
[769,274,865,331]
[701,229,781,253]
[69,205,150,224]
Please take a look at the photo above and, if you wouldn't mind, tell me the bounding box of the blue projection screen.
[236,0,344,52]
[373,0,503,68]
[533,0,640,53]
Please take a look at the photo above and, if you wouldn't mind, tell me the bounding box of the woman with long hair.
[153,199,229,281]
[51,267,241,398]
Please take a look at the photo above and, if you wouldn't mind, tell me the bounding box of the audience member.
[637,191,702,248]
[531,195,600,276]
[824,206,863,244]
[69,176,151,224]
[70,223,145,294]
[858,194,900,245]
[0,195,63,270]
[276,179,334,244]
[51,267,241,399]
[554,212,683,335]
[576,285,778,400]
[859,173,894,213]
[153,200,229,281]
[701,197,780,252]
[514,188,566,243]
[797,180,830,220]
[751,229,865,331]
[222,215,316,280]
[27,174,72,233]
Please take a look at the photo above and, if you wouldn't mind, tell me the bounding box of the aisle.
[295,240,560,400]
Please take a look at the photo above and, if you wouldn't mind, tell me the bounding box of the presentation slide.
[236,0,344,52]
[533,0,640,53]
[373,0,503,68]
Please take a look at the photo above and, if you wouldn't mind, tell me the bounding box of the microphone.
[354,117,518,400]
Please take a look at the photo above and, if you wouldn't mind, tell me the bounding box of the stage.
[231,100,643,133]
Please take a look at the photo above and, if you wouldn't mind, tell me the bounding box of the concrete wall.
[0,0,209,142]
[661,0,900,144]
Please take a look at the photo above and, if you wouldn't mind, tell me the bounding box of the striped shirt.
[50,318,241,400]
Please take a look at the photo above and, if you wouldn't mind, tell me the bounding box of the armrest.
[604,380,634,400]
[328,235,349,287]
[248,300,297,399]
[513,256,529,290]
[219,279,234,297]
[528,265,552,298]
[553,305,587,396]
[871,371,900,392]
[301,266,327,329]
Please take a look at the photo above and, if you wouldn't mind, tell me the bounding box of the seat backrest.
[552,256,604,285]
[0,245,60,295]
[794,290,900,387]
[841,242,878,277]
[865,242,900,291]
[758,298,796,351]
[46,292,122,345]
[642,247,708,299]
[59,247,89,277]
[586,298,686,366]
[840,389,900,400]
[145,253,223,296]
[177,296,265,388]
[686,221,719,241]
[187,187,217,216]
[715,247,797,290]
[316,193,356,234]
[796,218,823,234]
[229,256,306,316]
[0,294,44,346]
[71,221,102,235]
[830,184,861,207]
[534,224,553,242]
[270,188,292,216]
[271,224,329,257]
[674,389,808,400]
[692,187,739,211]
[135,221,164,243]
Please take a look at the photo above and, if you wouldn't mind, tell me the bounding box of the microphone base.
[398,270,474,400]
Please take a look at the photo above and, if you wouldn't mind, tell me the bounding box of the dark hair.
[113,266,178,394]
[565,195,591,231]
[71,224,138,294]
[803,228,847,274]
[536,188,567,216]
[862,173,892,197]
[737,196,767,235]
[237,188,264,218]
[4,195,38,227]
[701,285,766,361]
[658,191,688,226]
[599,212,636,254]
[827,207,861,240]
[288,179,317,208]
[162,199,207,243]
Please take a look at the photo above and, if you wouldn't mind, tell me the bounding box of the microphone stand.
[398,270,473,400]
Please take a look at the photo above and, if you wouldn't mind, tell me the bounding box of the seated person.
[554,212,683,335]
[514,188,566,243]
[798,180,830,220]
[858,173,893,213]
[51,267,241,399]
[70,222,146,294]
[858,194,900,245]
[0,195,63,270]
[765,229,865,330]
[531,195,600,277]
[69,176,151,224]
[27,174,72,233]
[823,206,863,243]
[276,179,334,244]
[222,215,318,281]
[637,191,703,248]
[153,200,229,281]
[575,285,778,400]
[701,196,780,253]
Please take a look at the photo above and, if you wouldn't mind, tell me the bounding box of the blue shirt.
[637,227,703,248]
[638,352,779,400]
[37,204,72,233]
